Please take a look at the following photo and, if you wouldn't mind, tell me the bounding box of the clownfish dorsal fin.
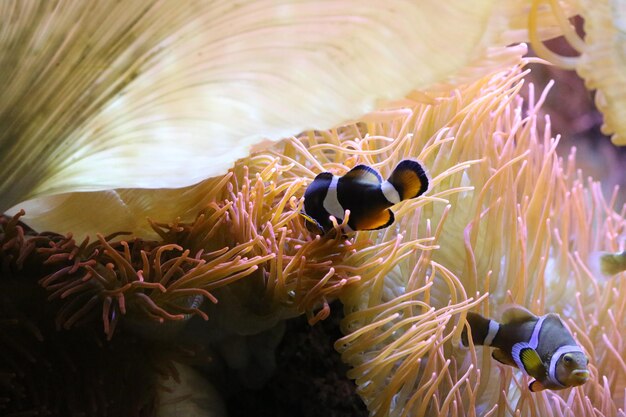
[544,312,565,326]
[529,379,546,392]
[501,305,537,324]
[492,349,516,367]
[519,347,545,377]
[387,159,429,201]
[342,164,383,185]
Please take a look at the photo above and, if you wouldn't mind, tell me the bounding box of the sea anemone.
[3,2,626,416]
[331,61,626,416]
[0,214,206,416]
[529,0,626,145]
[0,123,464,413]
[4,56,625,417]
[4,0,582,238]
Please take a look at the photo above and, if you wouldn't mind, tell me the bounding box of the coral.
[222,302,367,417]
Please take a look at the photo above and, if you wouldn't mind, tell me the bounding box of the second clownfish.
[301,160,429,233]
[461,306,590,392]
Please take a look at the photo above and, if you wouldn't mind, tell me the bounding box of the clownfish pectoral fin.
[387,160,429,201]
[352,208,395,231]
[492,349,516,367]
[299,212,324,233]
[342,164,383,185]
[519,347,545,377]
[528,379,546,392]
[500,305,537,324]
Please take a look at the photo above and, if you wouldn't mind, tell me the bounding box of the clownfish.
[301,160,428,233]
[461,305,589,392]
[589,249,626,276]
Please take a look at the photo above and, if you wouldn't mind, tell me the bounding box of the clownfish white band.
[323,176,345,219]
[511,342,531,375]
[511,316,546,375]
[528,316,546,349]
[547,345,585,387]
[381,181,401,204]
[483,320,500,346]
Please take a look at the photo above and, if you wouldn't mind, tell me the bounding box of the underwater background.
[2,2,626,417]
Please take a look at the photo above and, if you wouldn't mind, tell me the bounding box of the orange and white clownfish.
[301,160,428,233]
[461,306,589,392]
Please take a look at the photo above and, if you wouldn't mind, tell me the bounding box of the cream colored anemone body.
[3,0,579,237]
[330,62,626,417]
[530,0,626,145]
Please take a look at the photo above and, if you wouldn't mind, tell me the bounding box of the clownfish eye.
[563,354,573,364]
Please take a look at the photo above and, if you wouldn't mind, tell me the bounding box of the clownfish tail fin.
[592,250,626,276]
[387,160,429,201]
